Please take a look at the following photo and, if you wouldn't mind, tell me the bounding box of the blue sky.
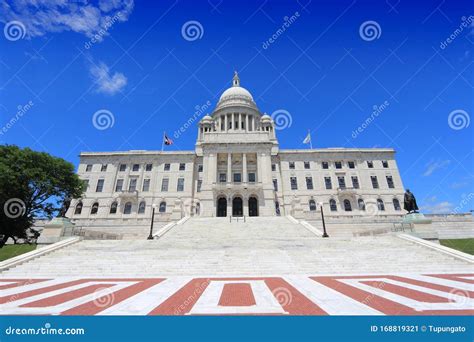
[0,0,473,214]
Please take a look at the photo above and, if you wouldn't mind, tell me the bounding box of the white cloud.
[0,0,134,38]
[89,61,127,95]
[421,201,454,214]
[423,159,451,177]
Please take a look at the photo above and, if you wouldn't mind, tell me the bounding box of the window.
[138,201,146,214]
[142,179,151,192]
[159,202,166,213]
[329,199,337,211]
[179,163,186,171]
[371,176,379,189]
[119,164,126,172]
[290,177,298,190]
[367,161,374,168]
[74,202,83,215]
[132,164,140,172]
[219,173,227,183]
[161,178,169,192]
[304,161,310,169]
[377,199,385,211]
[382,160,389,168]
[83,179,89,191]
[248,173,256,183]
[271,164,276,171]
[393,198,401,211]
[322,161,329,169]
[352,176,359,189]
[273,179,278,191]
[289,162,295,169]
[124,202,132,214]
[275,201,281,216]
[306,177,314,190]
[129,178,137,192]
[358,198,365,211]
[309,199,317,211]
[233,173,241,183]
[145,164,153,172]
[338,176,346,189]
[335,161,342,169]
[115,179,124,192]
[164,163,170,171]
[101,164,107,172]
[343,199,352,211]
[86,164,93,172]
[386,176,395,189]
[96,179,104,192]
[177,178,184,191]
[324,177,332,189]
[195,203,201,215]
[110,202,118,214]
[91,202,99,215]
[198,164,203,172]
[348,161,355,169]
[197,180,202,192]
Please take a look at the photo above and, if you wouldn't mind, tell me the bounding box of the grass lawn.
[0,244,37,262]
[440,239,474,255]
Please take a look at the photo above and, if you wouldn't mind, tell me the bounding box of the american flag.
[164,134,173,145]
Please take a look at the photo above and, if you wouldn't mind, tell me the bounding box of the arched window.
[329,199,337,212]
[309,199,317,211]
[110,201,118,214]
[91,202,99,215]
[393,198,401,211]
[343,199,352,211]
[124,202,132,214]
[159,201,166,213]
[195,203,200,215]
[358,198,365,211]
[138,201,146,214]
[377,199,385,211]
[275,201,281,216]
[74,202,83,215]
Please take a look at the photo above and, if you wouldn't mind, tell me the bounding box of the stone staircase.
[1,217,471,277]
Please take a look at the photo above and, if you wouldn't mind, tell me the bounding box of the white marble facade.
[67,73,406,227]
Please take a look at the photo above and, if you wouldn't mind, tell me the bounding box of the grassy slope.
[0,244,37,262]
[440,239,474,255]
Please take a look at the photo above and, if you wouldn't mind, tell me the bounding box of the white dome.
[261,114,271,121]
[215,72,257,111]
[218,86,254,102]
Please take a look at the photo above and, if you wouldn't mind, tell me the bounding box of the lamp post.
[318,202,329,238]
[147,203,157,240]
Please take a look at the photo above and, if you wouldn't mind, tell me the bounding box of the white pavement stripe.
[285,276,382,315]
[0,278,79,297]
[410,274,474,291]
[99,278,192,315]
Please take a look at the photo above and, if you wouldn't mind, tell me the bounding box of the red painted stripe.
[361,281,450,303]
[21,284,115,308]
[0,279,49,290]
[218,283,256,307]
[427,274,474,284]
[149,278,210,315]
[61,279,164,315]
[386,275,474,298]
[311,277,417,315]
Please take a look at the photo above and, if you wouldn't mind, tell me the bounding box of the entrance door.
[249,197,258,216]
[232,197,243,216]
[217,197,227,217]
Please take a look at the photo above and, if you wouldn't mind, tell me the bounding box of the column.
[232,113,235,131]
[238,113,242,130]
[225,114,228,132]
[227,153,232,183]
[243,153,247,183]
[245,114,249,132]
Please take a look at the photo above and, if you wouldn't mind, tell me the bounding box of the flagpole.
[309,129,313,150]
[161,131,165,152]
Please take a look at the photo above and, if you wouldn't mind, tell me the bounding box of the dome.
[215,72,257,111]
[261,114,272,122]
[201,115,213,123]
[218,86,254,102]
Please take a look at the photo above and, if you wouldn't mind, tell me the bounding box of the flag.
[164,134,173,145]
[303,132,311,144]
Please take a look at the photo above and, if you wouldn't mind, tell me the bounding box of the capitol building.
[66,73,407,233]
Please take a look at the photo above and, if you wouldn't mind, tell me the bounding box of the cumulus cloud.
[423,159,451,177]
[89,61,127,95]
[0,0,134,38]
[421,201,454,214]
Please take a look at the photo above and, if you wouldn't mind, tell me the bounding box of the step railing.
[229,215,246,223]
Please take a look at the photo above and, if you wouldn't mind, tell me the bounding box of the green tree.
[0,145,85,248]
